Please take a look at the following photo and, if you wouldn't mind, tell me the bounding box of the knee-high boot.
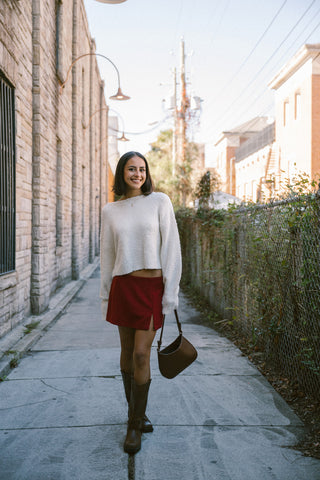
[121,371,153,433]
[123,379,151,454]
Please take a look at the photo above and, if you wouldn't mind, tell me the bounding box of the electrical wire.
[203,0,318,138]
[205,10,320,146]
[206,0,231,50]
[207,0,288,107]
[108,115,171,136]
[231,9,320,130]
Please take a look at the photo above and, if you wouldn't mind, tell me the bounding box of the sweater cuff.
[162,298,179,315]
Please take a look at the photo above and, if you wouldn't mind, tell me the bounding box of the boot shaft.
[121,370,132,404]
[129,379,151,422]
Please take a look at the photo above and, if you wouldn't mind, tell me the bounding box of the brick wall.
[0,0,110,336]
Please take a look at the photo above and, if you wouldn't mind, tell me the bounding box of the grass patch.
[4,350,17,356]
[23,321,40,335]
[9,357,18,369]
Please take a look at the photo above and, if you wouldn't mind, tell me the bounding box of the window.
[0,72,16,275]
[56,0,64,82]
[82,68,85,126]
[56,137,63,246]
[82,166,85,238]
[283,101,289,126]
[295,92,301,120]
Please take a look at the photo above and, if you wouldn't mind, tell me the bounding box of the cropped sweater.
[100,191,182,316]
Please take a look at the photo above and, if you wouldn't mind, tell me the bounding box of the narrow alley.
[0,268,319,479]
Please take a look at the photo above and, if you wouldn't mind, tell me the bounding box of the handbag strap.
[157,309,182,351]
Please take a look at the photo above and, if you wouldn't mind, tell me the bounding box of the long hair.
[113,151,154,197]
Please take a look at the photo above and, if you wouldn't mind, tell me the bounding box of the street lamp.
[117,131,130,142]
[59,53,130,101]
[109,108,130,141]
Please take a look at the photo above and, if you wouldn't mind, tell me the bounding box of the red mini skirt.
[106,274,164,330]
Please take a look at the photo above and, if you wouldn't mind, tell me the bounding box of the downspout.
[71,0,79,279]
[89,39,95,263]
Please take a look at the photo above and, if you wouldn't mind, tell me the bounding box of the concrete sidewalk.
[0,268,319,480]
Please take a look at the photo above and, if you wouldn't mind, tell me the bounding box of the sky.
[83,0,320,166]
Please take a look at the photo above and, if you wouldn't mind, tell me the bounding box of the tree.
[194,170,220,209]
[147,129,201,207]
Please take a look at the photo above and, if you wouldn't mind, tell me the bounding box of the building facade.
[214,117,270,198]
[0,0,110,337]
[214,44,320,203]
[269,43,320,183]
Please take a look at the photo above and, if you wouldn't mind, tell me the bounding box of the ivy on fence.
[176,192,320,398]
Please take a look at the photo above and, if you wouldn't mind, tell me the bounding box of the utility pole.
[172,67,177,176]
[177,37,188,206]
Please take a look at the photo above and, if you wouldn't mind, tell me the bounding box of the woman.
[100,151,182,454]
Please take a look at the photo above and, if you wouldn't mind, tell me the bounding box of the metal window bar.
[0,73,16,275]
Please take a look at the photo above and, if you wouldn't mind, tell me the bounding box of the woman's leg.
[118,326,135,374]
[123,318,156,453]
[133,317,156,385]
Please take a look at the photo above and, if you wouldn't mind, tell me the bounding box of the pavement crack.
[0,398,55,411]
[40,379,72,395]
[128,454,135,480]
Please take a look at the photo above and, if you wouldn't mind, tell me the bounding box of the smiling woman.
[123,156,147,197]
[112,151,154,198]
[100,151,182,454]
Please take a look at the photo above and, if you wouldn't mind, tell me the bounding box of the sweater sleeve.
[100,206,116,318]
[159,194,182,314]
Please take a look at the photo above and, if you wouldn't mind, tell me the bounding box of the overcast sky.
[83,0,320,165]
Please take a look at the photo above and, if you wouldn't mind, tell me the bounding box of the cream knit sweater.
[100,192,182,318]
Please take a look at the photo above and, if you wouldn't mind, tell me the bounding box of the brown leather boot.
[123,379,151,454]
[121,371,153,433]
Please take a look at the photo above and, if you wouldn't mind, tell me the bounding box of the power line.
[206,0,231,51]
[205,11,320,146]
[203,0,317,139]
[109,115,171,136]
[206,0,288,108]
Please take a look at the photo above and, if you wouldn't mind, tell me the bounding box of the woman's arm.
[159,194,182,314]
[100,207,116,320]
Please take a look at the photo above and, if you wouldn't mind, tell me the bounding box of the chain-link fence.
[176,193,320,399]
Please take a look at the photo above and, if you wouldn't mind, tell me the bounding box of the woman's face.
[123,156,147,195]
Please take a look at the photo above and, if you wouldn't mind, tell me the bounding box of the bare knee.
[133,349,149,370]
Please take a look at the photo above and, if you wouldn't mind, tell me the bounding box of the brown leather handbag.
[157,310,198,379]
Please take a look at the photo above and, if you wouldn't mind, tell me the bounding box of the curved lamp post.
[84,107,109,130]
[83,106,129,141]
[108,108,130,141]
[59,53,130,100]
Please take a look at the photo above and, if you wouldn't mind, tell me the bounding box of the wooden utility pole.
[178,37,187,206]
[172,67,177,176]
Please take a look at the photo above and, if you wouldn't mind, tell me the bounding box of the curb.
[0,259,99,380]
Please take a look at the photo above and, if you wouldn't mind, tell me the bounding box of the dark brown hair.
[112,151,154,196]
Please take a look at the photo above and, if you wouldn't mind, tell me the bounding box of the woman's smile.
[123,155,147,195]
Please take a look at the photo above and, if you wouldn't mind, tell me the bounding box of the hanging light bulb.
[118,132,130,142]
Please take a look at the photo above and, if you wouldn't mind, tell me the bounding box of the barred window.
[0,72,16,275]
[56,0,64,82]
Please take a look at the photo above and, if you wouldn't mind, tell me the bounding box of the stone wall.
[0,0,109,336]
